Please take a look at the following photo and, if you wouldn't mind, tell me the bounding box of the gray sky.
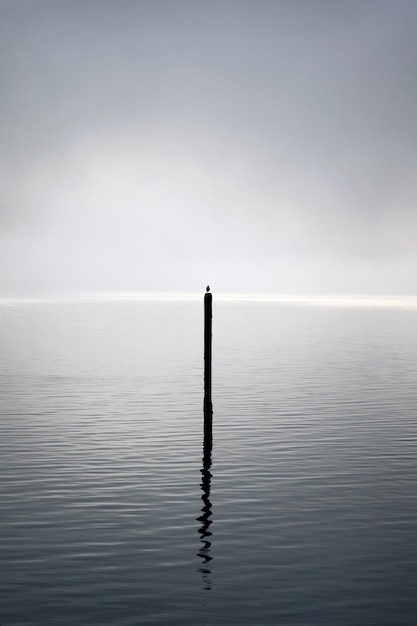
[1,0,417,294]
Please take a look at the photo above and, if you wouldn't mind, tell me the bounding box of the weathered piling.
[204,286,213,438]
[199,288,213,589]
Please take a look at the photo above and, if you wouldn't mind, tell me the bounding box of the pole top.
[206,285,210,292]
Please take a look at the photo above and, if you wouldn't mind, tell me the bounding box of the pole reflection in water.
[197,411,213,591]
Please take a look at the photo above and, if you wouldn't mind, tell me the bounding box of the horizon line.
[1,291,417,308]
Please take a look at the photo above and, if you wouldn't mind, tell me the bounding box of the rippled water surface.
[1,295,417,625]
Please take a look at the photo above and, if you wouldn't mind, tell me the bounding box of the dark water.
[1,295,417,625]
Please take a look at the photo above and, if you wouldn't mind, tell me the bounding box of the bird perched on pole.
[206,285,210,292]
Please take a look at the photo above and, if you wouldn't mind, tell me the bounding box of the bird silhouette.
[206,285,210,292]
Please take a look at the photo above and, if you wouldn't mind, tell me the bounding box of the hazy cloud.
[1,0,417,293]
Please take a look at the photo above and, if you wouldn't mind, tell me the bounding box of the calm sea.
[1,294,417,625]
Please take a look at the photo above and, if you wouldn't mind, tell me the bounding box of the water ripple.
[1,299,417,624]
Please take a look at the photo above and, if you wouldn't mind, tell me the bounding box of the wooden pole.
[199,287,213,589]
[204,287,213,438]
